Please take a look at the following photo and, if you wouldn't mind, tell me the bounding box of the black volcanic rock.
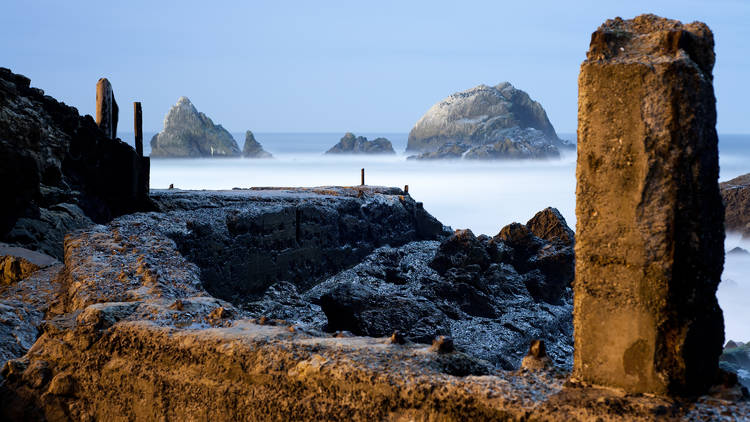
[0,67,150,258]
[325,133,396,155]
[242,131,272,158]
[150,97,241,158]
[307,207,576,369]
[407,83,569,158]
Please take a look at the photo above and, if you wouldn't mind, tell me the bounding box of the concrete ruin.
[574,15,725,396]
[95,77,118,139]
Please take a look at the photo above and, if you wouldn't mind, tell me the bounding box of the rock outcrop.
[409,134,560,160]
[720,173,750,237]
[242,130,272,158]
[150,97,241,158]
[325,133,396,155]
[721,341,750,389]
[2,188,747,420]
[574,15,724,396]
[0,68,150,259]
[406,83,568,158]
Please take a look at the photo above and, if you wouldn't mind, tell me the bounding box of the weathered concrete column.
[96,78,119,139]
[574,14,724,396]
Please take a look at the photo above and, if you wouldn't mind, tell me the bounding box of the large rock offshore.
[325,132,396,155]
[150,97,241,158]
[574,15,725,396]
[406,82,568,158]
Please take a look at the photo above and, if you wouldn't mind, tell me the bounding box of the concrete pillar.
[96,78,118,139]
[574,14,724,396]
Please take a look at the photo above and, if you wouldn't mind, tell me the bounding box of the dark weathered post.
[404,184,409,194]
[574,15,724,396]
[361,168,365,186]
[96,78,119,139]
[133,102,143,157]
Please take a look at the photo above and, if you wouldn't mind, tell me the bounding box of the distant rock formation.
[720,173,750,238]
[407,83,568,158]
[242,131,272,158]
[0,68,150,259]
[325,133,395,155]
[150,97,241,158]
[409,134,560,161]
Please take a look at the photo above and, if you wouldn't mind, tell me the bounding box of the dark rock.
[575,14,724,396]
[720,173,750,238]
[431,336,455,354]
[150,96,241,157]
[0,67,150,259]
[407,82,570,157]
[727,246,750,256]
[720,342,750,389]
[526,207,575,246]
[325,133,396,155]
[242,131,272,158]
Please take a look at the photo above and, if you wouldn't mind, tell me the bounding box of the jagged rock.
[0,67,150,259]
[407,82,570,158]
[1,189,747,420]
[150,97,241,158]
[720,342,750,389]
[720,173,750,238]
[325,133,395,155]
[575,14,724,396]
[0,244,57,285]
[242,130,272,158]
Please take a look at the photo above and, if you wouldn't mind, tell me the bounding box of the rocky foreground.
[1,187,747,420]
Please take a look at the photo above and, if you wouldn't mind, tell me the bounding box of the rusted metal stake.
[134,102,143,157]
[361,168,365,186]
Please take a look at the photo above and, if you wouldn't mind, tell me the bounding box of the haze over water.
[122,132,750,343]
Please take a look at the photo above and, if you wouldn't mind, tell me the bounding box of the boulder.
[574,14,724,396]
[406,82,569,157]
[150,97,241,157]
[325,133,395,155]
[242,131,272,158]
[720,173,750,238]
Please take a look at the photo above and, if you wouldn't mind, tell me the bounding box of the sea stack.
[406,83,567,159]
[242,131,272,158]
[150,97,241,158]
[574,15,724,396]
[325,133,395,155]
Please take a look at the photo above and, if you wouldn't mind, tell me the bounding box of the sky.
[2,1,748,134]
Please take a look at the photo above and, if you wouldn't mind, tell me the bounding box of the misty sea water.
[120,131,750,343]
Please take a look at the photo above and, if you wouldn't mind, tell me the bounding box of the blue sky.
[2,0,748,134]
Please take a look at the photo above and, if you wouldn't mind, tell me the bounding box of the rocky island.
[150,97,241,158]
[325,133,395,155]
[407,83,570,160]
[242,130,272,158]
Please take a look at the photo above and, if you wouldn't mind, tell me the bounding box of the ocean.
[120,131,750,343]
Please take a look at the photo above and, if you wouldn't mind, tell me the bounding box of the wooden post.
[404,184,409,193]
[133,102,143,157]
[361,168,365,186]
